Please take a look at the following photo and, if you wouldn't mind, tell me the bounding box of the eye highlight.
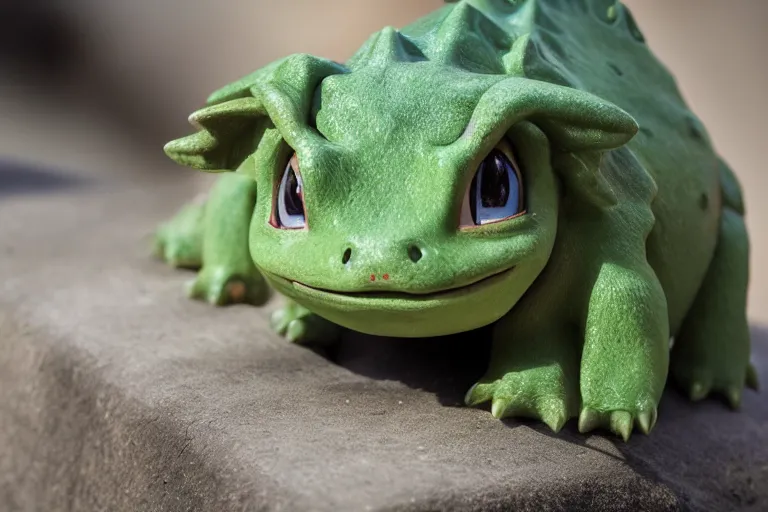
[275,153,306,229]
[460,147,524,228]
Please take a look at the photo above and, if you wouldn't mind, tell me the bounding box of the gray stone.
[1,161,766,512]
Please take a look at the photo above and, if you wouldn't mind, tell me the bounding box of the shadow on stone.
[332,322,768,510]
[333,324,766,420]
[0,158,87,197]
[332,327,630,456]
[330,325,494,407]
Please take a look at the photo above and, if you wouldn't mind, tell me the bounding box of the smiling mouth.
[289,266,516,301]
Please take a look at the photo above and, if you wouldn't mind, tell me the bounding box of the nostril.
[342,248,352,265]
[408,245,423,263]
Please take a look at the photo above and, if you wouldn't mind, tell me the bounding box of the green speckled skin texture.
[155,0,757,440]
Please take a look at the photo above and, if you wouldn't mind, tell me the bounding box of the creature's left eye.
[460,148,524,228]
[275,153,306,229]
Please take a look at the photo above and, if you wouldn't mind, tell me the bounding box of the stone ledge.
[1,164,766,511]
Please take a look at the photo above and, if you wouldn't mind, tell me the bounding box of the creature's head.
[165,27,636,337]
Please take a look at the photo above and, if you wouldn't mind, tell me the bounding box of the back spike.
[347,26,425,69]
[419,2,511,74]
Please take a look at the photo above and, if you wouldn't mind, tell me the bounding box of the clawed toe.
[540,408,568,433]
[578,406,658,441]
[270,303,342,345]
[636,408,657,435]
[285,319,309,343]
[688,380,711,402]
[609,411,633,442]
[464,383,493,407]
[465,376,576,433]
[491,398,510,419]
[577,408,602,434]
[153,204,204,269]
[681,368,754,409]
[725,386,742,410]
[746,364,759,391]
[270,308,290,335]
[154,233,199,269]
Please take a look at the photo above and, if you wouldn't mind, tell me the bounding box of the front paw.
[579,377,659,441]
[577,404,658,442]
[187,267,269,306]
[672,345,756,410]
[577,265,668,441]
[465,364,579,433]
[154,202,204,269]
[270,302,341,346]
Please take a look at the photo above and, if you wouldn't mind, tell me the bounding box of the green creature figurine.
[156,0,757,440]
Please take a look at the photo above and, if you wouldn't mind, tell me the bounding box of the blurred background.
[0,0,766,321]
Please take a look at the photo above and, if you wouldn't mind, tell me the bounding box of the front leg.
[187,173,270,306]
[578,261,669,440]
[465,309,581,433]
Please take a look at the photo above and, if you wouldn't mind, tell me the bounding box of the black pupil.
[480,150,510,208]
[469,149,512,222]
[284,166,303,216]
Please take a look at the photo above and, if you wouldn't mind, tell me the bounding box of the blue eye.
[461,149,523,227]
[276,154,306,229]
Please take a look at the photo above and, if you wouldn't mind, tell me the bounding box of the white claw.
[464,384,478,406]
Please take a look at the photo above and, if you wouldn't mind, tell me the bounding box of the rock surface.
[1,161,767,512]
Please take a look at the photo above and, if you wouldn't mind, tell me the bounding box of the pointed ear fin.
[164,97,267,172]
[533,108,637,153]
[460,78,642,209]
[164,54,348,172]
[472,77,638,153]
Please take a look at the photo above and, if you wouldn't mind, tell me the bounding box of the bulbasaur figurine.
[156,0,757,440]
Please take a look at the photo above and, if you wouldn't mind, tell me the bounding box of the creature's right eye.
[274,153,306,229]
[459,147,524,228]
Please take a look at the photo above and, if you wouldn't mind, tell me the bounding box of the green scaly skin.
[154,0,756,440]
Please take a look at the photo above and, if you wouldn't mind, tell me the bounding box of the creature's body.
[156,0,757,439]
